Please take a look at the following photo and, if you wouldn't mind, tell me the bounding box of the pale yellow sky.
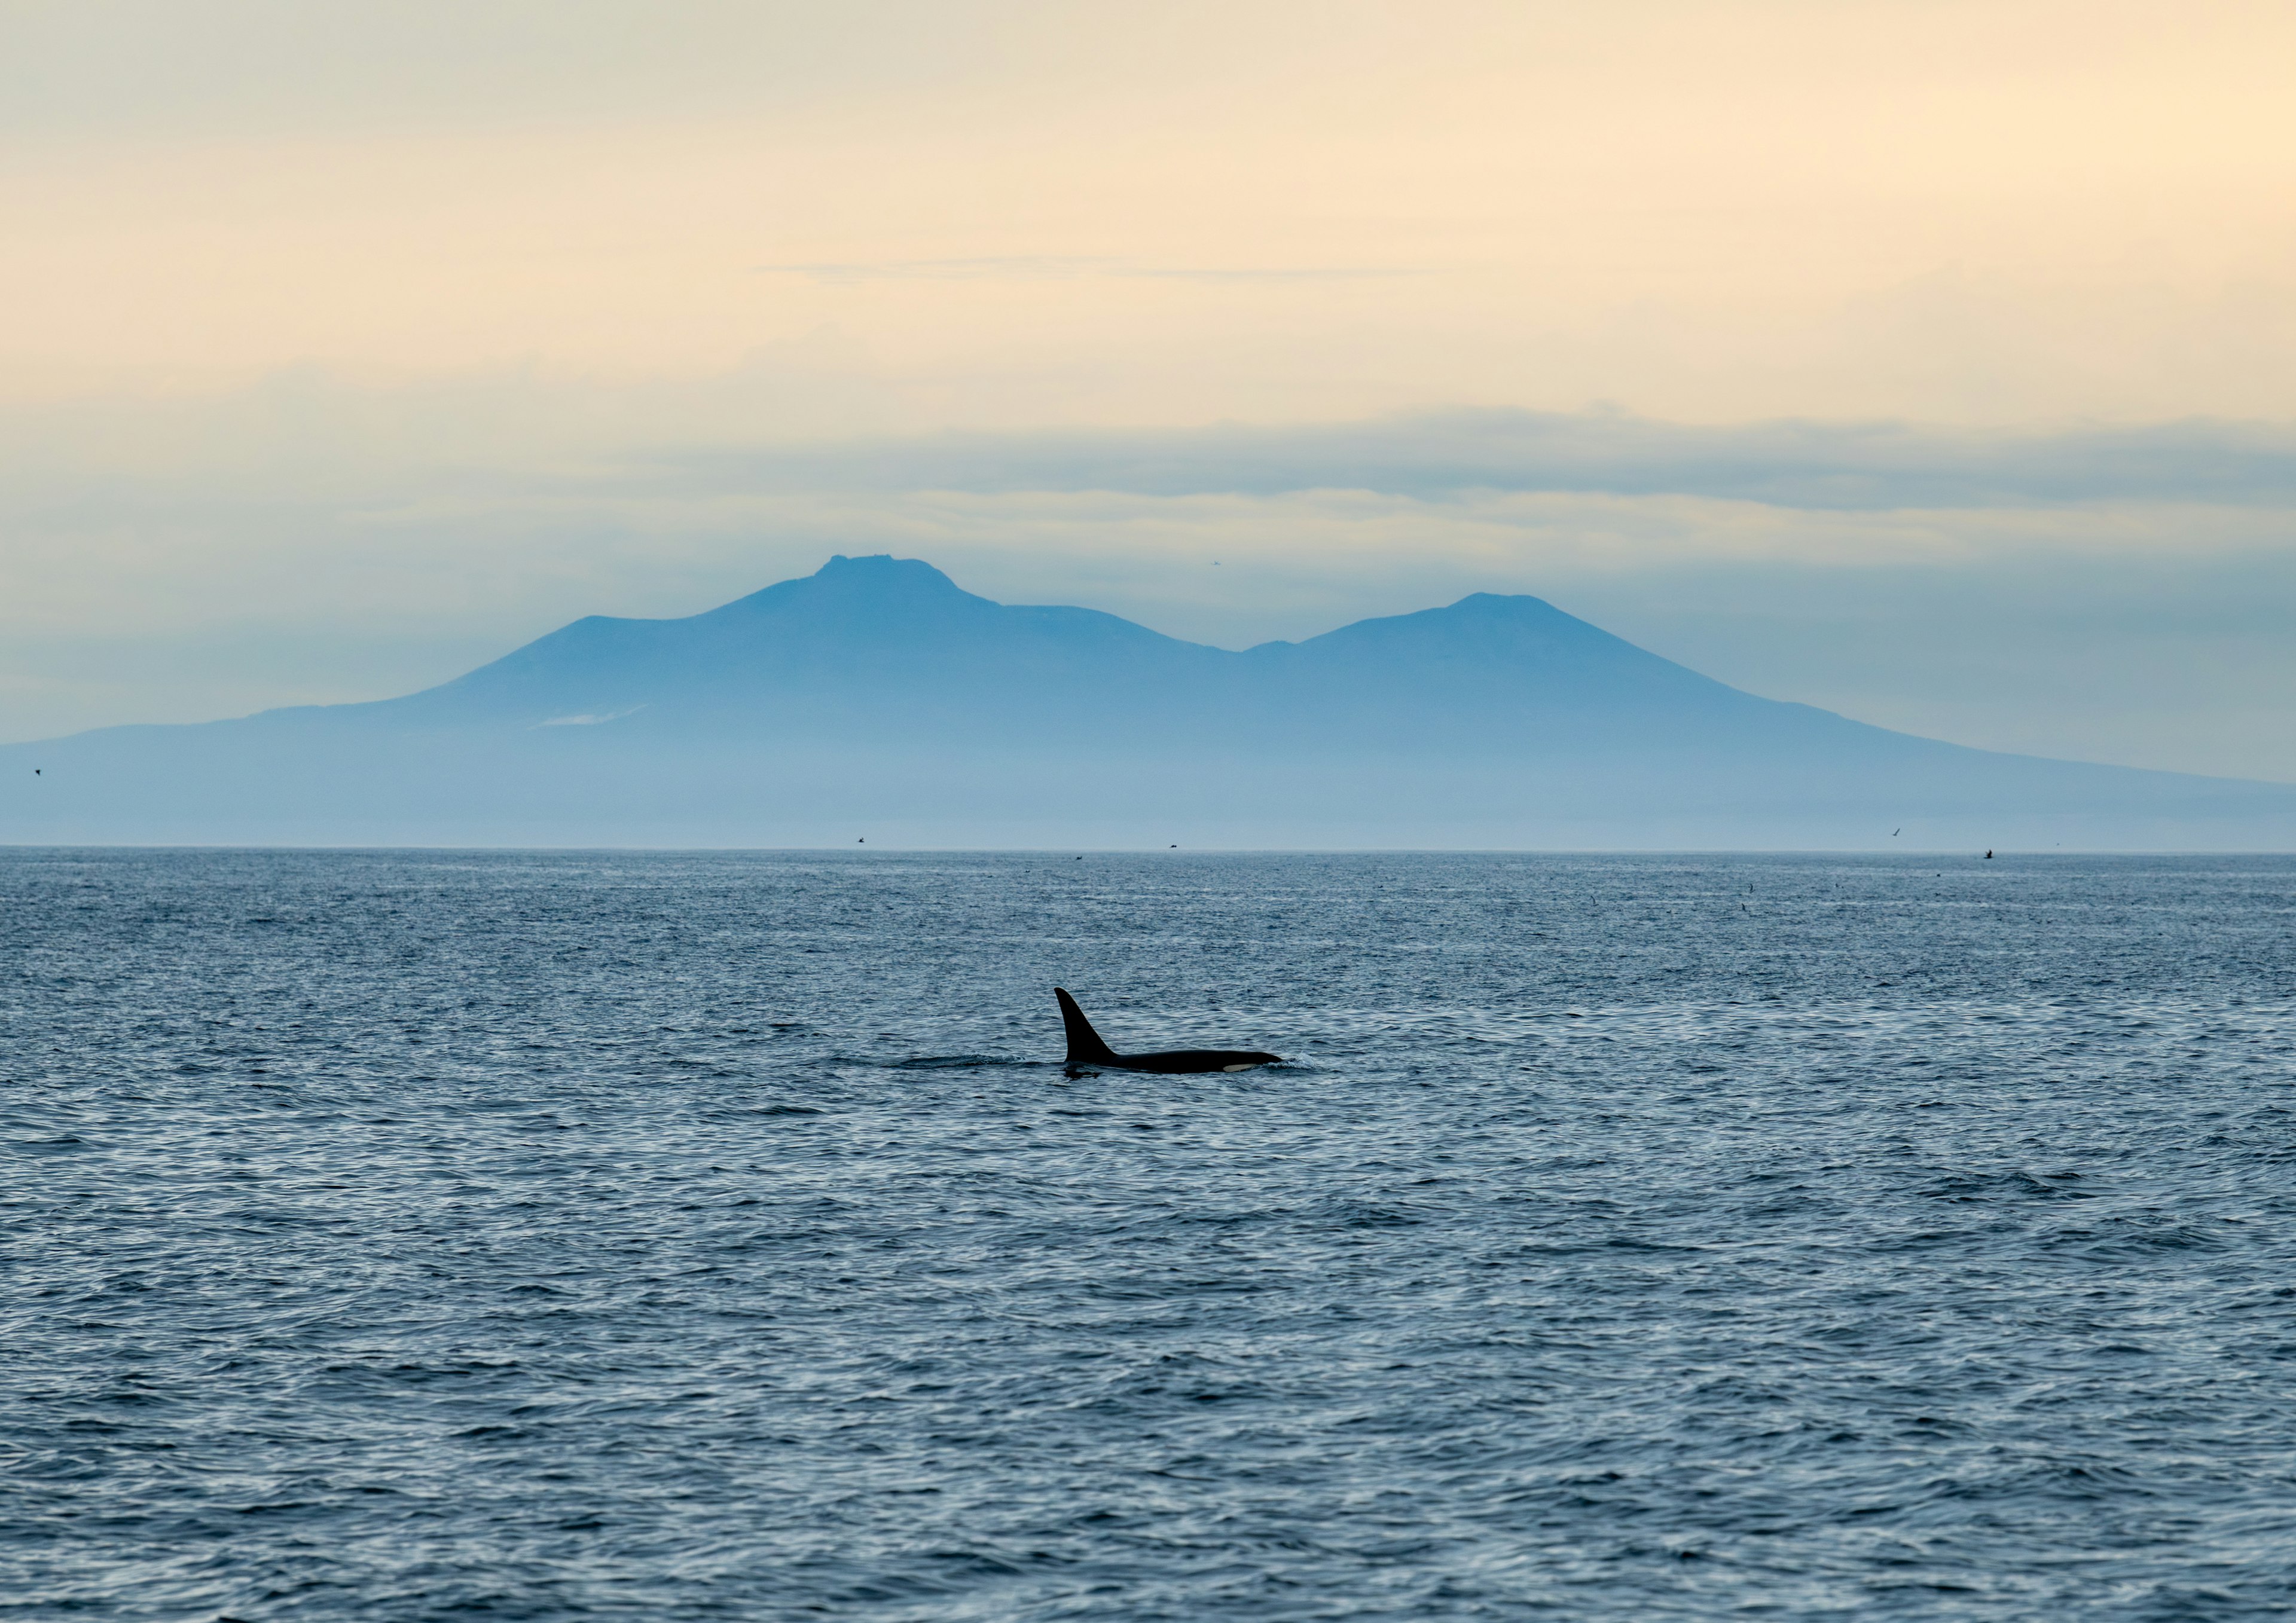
[6,0,2294,427]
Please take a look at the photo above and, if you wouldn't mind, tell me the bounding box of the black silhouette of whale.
[1055,987,1280,1073]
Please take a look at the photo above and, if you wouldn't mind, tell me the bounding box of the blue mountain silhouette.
[5,554,2291,847]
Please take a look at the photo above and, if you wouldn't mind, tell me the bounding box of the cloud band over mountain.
[673,410,2296,511]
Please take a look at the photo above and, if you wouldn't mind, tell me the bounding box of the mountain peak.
[817,552,935,577]
[789,552,976,606]
[699,553,985,626]
[811,554,963,591]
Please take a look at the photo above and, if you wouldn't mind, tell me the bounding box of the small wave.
[2054,1216,2228,1257]
[889,1054,1031,1070]
[1918,1169,2096,1203]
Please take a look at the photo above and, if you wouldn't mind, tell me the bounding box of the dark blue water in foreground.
[6,851,2296,1620]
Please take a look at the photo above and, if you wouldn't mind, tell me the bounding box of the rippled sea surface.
[7,850,2296,1620]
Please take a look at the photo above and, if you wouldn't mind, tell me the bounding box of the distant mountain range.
[5,555,2291,848]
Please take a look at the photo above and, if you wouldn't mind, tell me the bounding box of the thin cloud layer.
[674,411,2296,511]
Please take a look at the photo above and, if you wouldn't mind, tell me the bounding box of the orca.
[1054,987,1280,1073]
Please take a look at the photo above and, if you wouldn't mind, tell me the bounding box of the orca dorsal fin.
[1054,987,1119,1064]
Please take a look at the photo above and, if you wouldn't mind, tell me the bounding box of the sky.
[4,0,2294,778]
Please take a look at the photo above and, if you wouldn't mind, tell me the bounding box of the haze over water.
[7,849,2296,1618]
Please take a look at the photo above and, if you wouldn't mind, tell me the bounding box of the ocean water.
[5,849,2296,1621]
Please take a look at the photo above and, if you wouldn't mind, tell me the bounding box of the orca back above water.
[1055,987,1280,1073]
